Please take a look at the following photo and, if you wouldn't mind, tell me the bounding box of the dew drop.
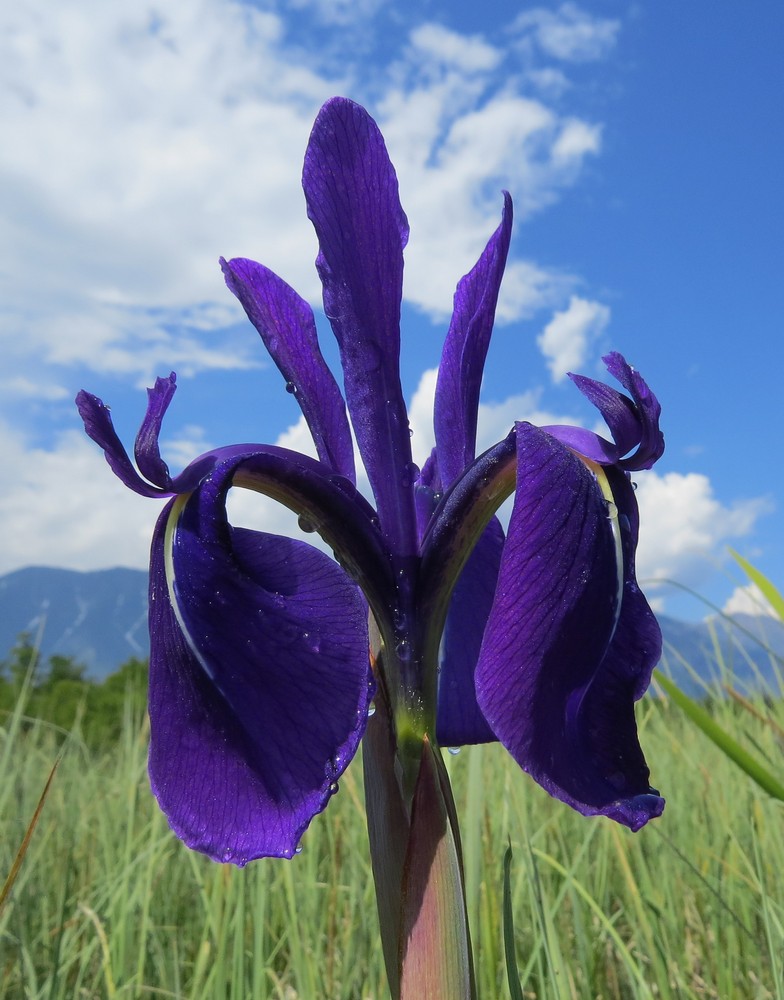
[285,381,298,395]
[446,746,461,756]
[395,640,411,662]
[222,848,233,862]
[401,461,421,489]
[297,514,316,533]
[605,501,618,520]
[329,781,339,794]
[367,703,377,718]
[328,474,356,497]
[294,845,303,855]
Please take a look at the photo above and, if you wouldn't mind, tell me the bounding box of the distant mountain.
[1,566,783,691]
[0,566,148,678]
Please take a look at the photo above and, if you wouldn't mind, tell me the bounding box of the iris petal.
[149,481,373,863]
[475,423,660,830]
[134,374,177,488]
[221,257,355,482]
[303,97,417,559]
[76,389,168,497]
[436,517,504,747]
[556,353,664,471]
[435,193,513,488]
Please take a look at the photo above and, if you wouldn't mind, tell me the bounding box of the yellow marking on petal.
[578,458,624,634]
[163,493,216,680]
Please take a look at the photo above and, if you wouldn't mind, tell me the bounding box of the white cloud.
[410,24,502,73]
[284,0,384,25]
[0,422,160,574]
[552,118,602,161]
[0,377,69,402]
[514,3,620,63]
[634,471,772,593]
[406,366,583,467]
[1,0,611,405]
[537,295,610,382]
[722,583,778,619]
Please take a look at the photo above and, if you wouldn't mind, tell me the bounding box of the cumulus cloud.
[634,471,772,594]
[537,295,610,382]
[0,422,159,574]
[722,583,778,619]
[406,366,585,467]
[409,24,502,73]
[2,0,611,402]
[514,3,620,62]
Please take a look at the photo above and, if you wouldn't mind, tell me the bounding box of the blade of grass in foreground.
[656,672,784,801]
[0,754,61,915]
[502,843,524,1000]
[730,550,784,621]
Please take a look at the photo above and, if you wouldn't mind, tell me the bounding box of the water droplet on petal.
[367,703,377,717]
[298,514,316,533]
[446,746,461,756]
[329,474,356,497]
[285,381,298,395]
[329,781,339,794]
[395,640,411,661]
[294,844,303,855]
[605,501,618,520]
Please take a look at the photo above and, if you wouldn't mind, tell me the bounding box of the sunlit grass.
[2,670,783,998]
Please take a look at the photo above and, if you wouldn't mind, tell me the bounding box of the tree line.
[0,633,148,749]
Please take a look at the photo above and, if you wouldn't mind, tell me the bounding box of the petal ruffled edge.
[557,353,664,471]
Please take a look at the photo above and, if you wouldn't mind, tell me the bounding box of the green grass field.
[2,668,783,999]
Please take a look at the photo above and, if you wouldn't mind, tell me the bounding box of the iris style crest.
[77,97,665,864]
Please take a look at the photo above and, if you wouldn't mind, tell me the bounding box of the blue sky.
[1,0,782,621]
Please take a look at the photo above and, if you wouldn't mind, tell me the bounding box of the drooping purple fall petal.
[148,480,373,863]
[303,97,417,559]
[475,422,662,830]
[221,257,356,482]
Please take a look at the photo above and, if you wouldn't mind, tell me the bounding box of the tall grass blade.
[656,671,784,801]
[502,842,524,1000]
[730,550,784,620]
[0,754,61,916]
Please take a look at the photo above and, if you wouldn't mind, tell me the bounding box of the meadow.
[1,655,783,999]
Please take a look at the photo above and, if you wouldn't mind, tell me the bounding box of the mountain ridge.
[2,566,782,695]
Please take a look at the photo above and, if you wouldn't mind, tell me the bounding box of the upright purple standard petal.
[475,423,662,830]
[221,257,355,482]
[149,473,373,863]
[435,193,513,488]
[303,97,417,559]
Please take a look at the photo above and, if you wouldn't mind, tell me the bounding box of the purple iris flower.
[76,97,665,866]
